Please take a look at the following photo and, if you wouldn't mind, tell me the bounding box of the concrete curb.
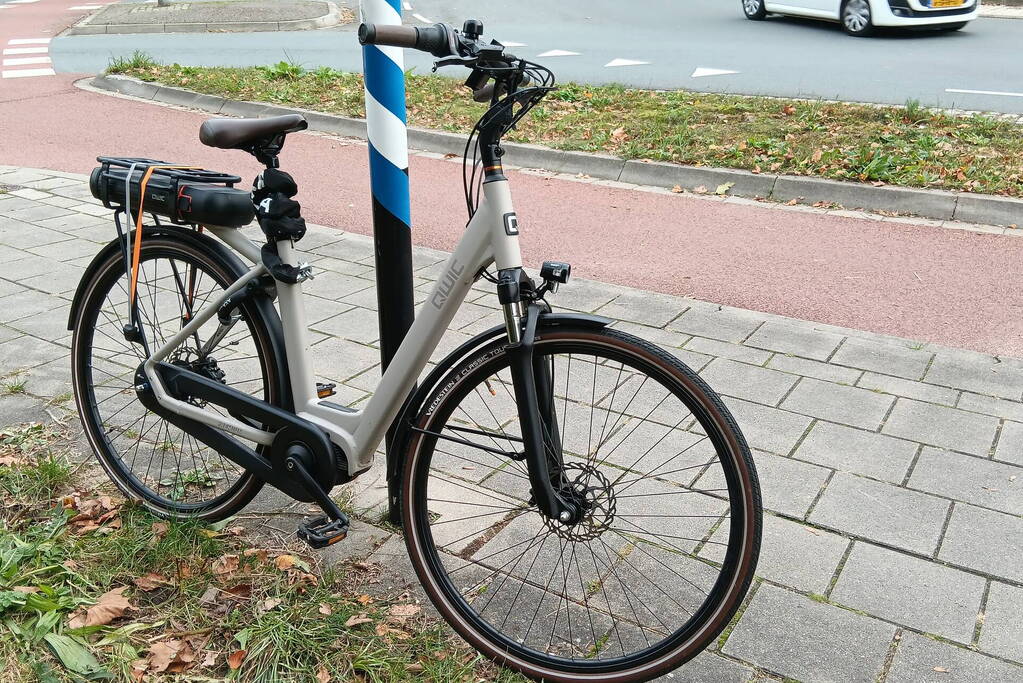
[90,74,1023,228]
[65,2,345,36]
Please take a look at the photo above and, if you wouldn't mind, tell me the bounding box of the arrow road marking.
[691,67,739,78]
[605,58,649,68]
[537,49,580,57]
[946,88,1023,98]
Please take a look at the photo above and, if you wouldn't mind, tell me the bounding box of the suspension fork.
[499,269,576,523]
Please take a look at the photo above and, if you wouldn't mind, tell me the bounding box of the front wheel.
[742,0,768,20]
[402,326,762,682]
[842,0,875,36]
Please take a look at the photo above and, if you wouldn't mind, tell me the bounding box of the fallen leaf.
[148,639,194,674]
[388,604,421,620]
[811,149,823,163]
[243,548,268,563]
[227,649,247,670]
[671,185,683,193]
[356,594,373,606]
[201,651,217,667]
[274,554,296,571]
[70,586,133,628]
[318,602,332,615]
[692,185,708,195]
[406,662,424,673]
[785,199,799,206]
[316,668,331,683]
[260,598,282,611]
[345,614,373,627]
[151,522,169,541]
[933,666,950,673]
[782,104,796,116]
[610,127,629,144]
[715,182,735,196]
[212,554,240,577]
[133,573,171,591]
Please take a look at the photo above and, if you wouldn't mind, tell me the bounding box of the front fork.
[498,269,578,524]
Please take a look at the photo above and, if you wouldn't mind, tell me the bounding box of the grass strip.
[109,52,1023,198]
[0,421,525,682]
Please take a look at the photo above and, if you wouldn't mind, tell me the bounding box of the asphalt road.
[47,0,1023,114]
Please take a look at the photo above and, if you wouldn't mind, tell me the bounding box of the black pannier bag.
[90,157,255,228]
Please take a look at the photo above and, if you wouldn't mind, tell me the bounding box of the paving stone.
[888,632,1023,683]
[781,378,894,431]
[551,277,625,313]
[0,325,22,344]
[744,319,845,361]
[698,357,798,405]
[980,581,1023,664]
[830,337,933,380]
[926,351,1023,400]
[701,514,849,593]
[667,303,765,344]
[831,543,985,642]
[810,473,950,554]
[856,372,958,407]
[684,337,772,365]
[723,583,894,683]
[910,448,1022,515]
[303,271,374,300]
[310,337,381,383]
[883,399,999,456]
[612,320,691,350]
[768,353,862,385]
[720,397,812,456]
[667,347,714,373]
[310,306,380,344]
[22,267,84,296]
[698,450,830,518]
[3,204,76,225]
[0,393,53,424]
[994,420,1023,466]
[0,337,66,375]
[661,651,754,682]
[594,289,688,327]
[794,421,917,483]
[939,504,1023,583]
[956,392,1023,423]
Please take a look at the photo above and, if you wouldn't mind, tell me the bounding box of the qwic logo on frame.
[503,212,519,236]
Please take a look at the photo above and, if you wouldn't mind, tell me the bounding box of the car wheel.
[742,0,768,20]
[842,0,875,36]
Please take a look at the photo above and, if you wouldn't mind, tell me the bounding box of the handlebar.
[358,22,457,58]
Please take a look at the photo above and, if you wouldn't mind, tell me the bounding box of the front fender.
[385,311,612,502]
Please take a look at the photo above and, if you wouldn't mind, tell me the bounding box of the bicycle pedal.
[297,515,349,549]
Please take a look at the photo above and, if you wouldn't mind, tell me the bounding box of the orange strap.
[128,166,198,308]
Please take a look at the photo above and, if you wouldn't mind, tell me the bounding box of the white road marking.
[691,67,739,78]
[2,68,56,78]
[69,5,104,9]
[402,1,412,9]
[8,0,42,4]
[7,38,52,45]
[412,12,433,23]
[3,47,49,55]
[605,58,649,68]
[946,88,1023,99]
[537,49,580,57]
[502,41,527,47]
[3,56,51,66]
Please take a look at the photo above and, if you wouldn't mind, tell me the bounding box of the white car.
[742,0,980,36]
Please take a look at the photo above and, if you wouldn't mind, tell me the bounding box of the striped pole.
[361,0,414,524]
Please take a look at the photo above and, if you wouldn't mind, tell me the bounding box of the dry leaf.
[148,639,194,674]
[671,185,683,193]
[70,586,133,628]
[345,614,373,627]
[243,548,268,563]
[316,668,331,683]
[933,666,950,673]
[318,603,332,616]
[692,185,708,195]
[274,554,296,571]
[356,594,373,606]
[610,127,629,144]
[388,604,421,620]
[406,663,424,673]
[212,554,240,577]
[260,598,282,611]
[782,105,796,116]
[133,573,171,591]
[201,651,217,668]
[785,199,799,206]
[811,149,823,163]
[227,649,247,670]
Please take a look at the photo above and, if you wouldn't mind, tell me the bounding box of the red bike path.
[2,4,1023,356]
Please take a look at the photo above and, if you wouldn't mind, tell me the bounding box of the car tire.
[842,0,875,36]
[742,0,768,20]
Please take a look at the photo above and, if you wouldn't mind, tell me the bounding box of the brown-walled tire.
[401,326,762,682]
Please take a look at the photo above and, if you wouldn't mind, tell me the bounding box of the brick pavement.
[1,166,1020,682]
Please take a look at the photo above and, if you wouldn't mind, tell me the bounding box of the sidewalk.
[66,0,351,36]
[1,166,1022,682]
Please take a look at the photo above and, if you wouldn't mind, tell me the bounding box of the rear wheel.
[842,0,875,36]
[742,0,768,20]
[402,326,761,682]
[71,231,285,521]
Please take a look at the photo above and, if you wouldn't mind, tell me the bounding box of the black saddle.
[199,114,308,151]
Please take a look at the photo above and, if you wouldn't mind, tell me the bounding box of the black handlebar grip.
[359,22,456,58]
[358,23,419,49]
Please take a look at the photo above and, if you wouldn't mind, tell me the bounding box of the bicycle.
[69,19,762,682]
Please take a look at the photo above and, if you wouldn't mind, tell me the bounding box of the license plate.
[931,0,964,7]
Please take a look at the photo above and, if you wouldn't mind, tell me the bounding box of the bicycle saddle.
[199,114,308,150]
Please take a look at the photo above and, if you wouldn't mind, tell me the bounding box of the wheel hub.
[542,463,616,542]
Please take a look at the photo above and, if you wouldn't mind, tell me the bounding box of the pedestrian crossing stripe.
[2,68,56,79]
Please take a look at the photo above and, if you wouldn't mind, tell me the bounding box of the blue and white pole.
[360,0,415,524]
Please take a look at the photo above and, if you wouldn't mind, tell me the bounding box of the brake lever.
[432,55,477,71]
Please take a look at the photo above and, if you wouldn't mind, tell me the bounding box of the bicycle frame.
[141,178,521,477]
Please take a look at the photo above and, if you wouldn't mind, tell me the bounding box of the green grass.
[108,57,1023,197]
[0,423,527,683]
